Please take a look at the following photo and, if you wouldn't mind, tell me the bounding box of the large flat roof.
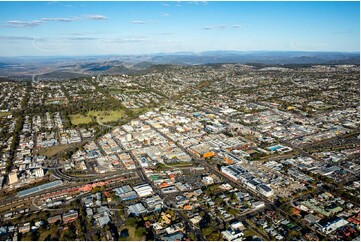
[17,180,62,198]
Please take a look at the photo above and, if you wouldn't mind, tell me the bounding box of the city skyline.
[0,1,360,56]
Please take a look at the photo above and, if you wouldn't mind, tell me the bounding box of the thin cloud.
[85,15,108,20]
[131,20,146,24]
[42,17,75,22]
[110,37,148,43]
[47,1,59,5]
[203,24,243,30]
[61,32,102,36]
[188,1,208,5]
[47,1,73,8]
[66,37,100,41]
[5,20,43,28]
[148,32,174,36]
[162,13,170,17]
[0,36,36,41]
[96,37,151,52]
[3,14,108,28]
[202,25,227,30]
[32,36,66,52]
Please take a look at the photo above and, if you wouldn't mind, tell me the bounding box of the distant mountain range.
[0,51,359,80]
[145,51,360,65]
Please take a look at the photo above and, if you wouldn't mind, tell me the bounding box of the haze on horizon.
[0,1,359,57]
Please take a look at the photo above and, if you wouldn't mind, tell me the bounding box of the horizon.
[1,50,360,59]
[0,1,359,57]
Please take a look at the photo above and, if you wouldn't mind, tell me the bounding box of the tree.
[207,232,221,241]
[135,226,146,237]
[287,230,300,240]
[125,217,137,227]
[30,230,40,240]
[202,226,214,237]
[189,232,196,241]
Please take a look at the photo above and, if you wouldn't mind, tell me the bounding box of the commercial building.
[128,203,147,216]
[221,165,247,181]
[133,184,154,198]
[8,172,18,185]
[144,195,163,211]
[113,185,138,201]
[317,217,349,235]
[257,184,274,197]
[161,186,178,194]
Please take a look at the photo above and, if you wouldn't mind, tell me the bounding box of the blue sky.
[0,1,359,56]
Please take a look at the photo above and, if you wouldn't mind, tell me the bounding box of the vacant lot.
[38,144,72,157]
[0,111,11,118]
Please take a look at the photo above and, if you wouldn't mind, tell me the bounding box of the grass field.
[0,111,11,117]
[89,110,125,123]
[38,229,54,241]
[70,110,125,125]
[38,144,72,157]
[70,114,93,125]
[110,89,140,95]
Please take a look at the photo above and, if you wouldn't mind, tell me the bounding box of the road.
[243,219,270,240]
[51,167,136,182]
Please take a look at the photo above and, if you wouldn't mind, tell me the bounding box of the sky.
[0,1,359,56]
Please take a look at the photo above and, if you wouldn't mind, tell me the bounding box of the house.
[47,215,62,224]
[18,223,30,233]
[0,226,7,235]
[304,214,321,224]
[162,232,184,241]
[231,221,245,231]
[165,222,184,234]
[63,210,78,224]
[202,176,214,185]
[252,201,265,209]
[222,227,244,241]
[86,208,93,217]
[96,206,111,226]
